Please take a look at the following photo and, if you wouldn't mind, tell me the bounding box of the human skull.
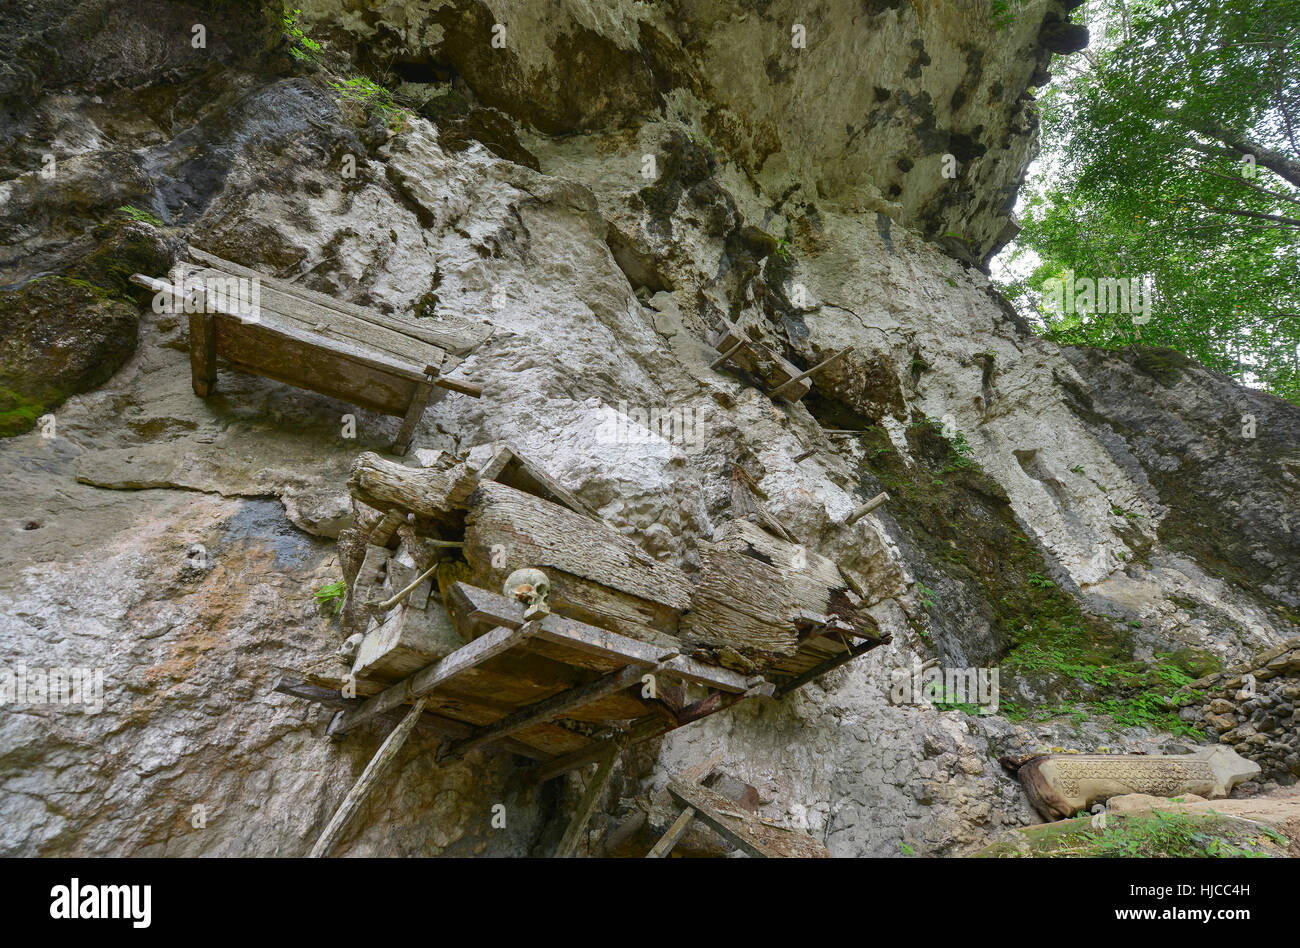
[502,567,550,615]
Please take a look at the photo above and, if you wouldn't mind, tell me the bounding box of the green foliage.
[996,0,1300,404]
[282,6,321,62]
[314,580,347,614]
[117,205,162,226]
[1072,811,1275,858]
[330,75,407,130]
[1026,571,1055,588]
[989,0,1017,31]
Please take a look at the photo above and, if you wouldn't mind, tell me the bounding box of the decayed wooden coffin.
[461,480,691,648]
[681,519,878,673]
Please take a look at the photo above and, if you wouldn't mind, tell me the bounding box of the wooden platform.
[647,774,830,858]
[283,444,891,856]
[131,247,489,454]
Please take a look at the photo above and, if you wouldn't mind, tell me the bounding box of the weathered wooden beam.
[189,245,491,355]
[599,809,647,856]
[273,674,548,758]
[710,340,745,370]
[664,779,830,858]
[449,582,750,693]
[393,372,437,456]
[554,742,620,858]
[310,696,428,858]
[131,274,218,396]
[530,688,756,784]
[348,451,483,520]
[477,444,605,523]
[432,377,483,397]
[176,262,448,371]
[438,653,676,762]
[844,491,890,526]
[646,806,696,858]
[327,622,538,737]
[773,636,888,697]
[769,346,855,399]
[465,481,692,611]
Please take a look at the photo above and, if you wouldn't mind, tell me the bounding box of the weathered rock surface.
[0,0,1294,857]
[1184,637,1300,782]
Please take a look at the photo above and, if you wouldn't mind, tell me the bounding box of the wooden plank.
[681,519,875,662]
[709,340,745,370]
[449,582,750,693]
[464,481,691,610]
[711,322,811,398]
[310,696,428,857]
[768,346,855,400]
[327,622,538,736]
[438,654,674,762]
[530,687,757,783]
[665,779,830,858]
[213,318,419,416]
[554,742,620,858]
[646,806,696,858]
[773,636,888,696]
[189,245,492,355]
[484,444,605,522]
[274,673,552,758]
[393,373,436,456]
[176,262,448,372]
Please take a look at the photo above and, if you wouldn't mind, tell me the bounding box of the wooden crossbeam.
[773,635,888,698]
[529,687,755,783]
[272,675,548,759]
[710,340,745,370]
[326,622,538,737]
[768,346,855,399]
[449,583,751,693]
[393,370,437,456]
[844,491,890,526]
[437,653,676,763]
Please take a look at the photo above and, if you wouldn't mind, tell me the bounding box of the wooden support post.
[844,491,890,526]
[188,310,218,397]
[393,367,437,456]
[553,742,620,858]
[710,340,746,370]
[309,696,428,858]
[768,346,854,399]
[130,273,218,397]
[646,806,696,858]
[327,622,537,737]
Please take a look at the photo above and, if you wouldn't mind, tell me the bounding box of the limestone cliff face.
[0,0,1295,857]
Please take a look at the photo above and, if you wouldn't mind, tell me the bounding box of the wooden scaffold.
[279,442,892,857]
